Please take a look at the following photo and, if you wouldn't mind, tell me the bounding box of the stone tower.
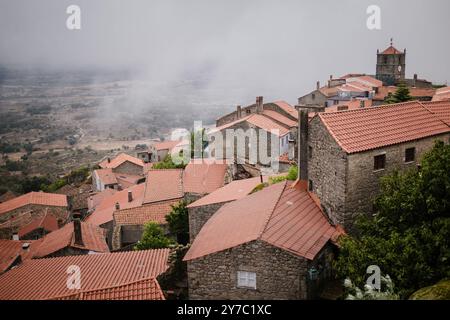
[376,39,406,86]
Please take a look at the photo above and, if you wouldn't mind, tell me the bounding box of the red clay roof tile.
[0,192,68,216]
[0,239,42,274]
[18,212,59,238]
[184,181,337,261]
[187,177,268,208]
[52,277,165,300]
[143,170,184,204]
[0,249,170,299]
[183,160,228,194]
[318,101,450,153]
[33,221,109,258]
[422,100,450,126]
[99,153,144,169]
[113,199,180,225]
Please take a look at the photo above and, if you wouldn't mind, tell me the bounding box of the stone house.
[209,97,298,170]
[99,153,145,176]
[31,217,109,258]
[432,86,450,102]
[111,199,178,251]
[0,239,41,274]
[0,191,68,225]
[92,168,142,192]
[187,176,268,241]
[184,180,343,300]
[306,100,450,231]
[154,140,184,162]
[17,211,59,240]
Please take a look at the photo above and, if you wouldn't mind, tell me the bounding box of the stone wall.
[113,161,143,176]
[308,116,348,227]
[298,90,328,108]
[345,133,450,228]
[188,202,227,242]
[187,240,313,300]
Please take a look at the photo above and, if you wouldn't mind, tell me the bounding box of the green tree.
[334,141,450,298]
[166,200,189,245]
[384,83,412,104]
[153,154,185,169]
[134,222,173,250]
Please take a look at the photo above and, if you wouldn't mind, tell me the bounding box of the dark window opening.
[308,146,312,159]
[405,147,415,162]
[312,93,316,100]
[308,179,313,191]
[337,105,348,111]
[374,154,386,170]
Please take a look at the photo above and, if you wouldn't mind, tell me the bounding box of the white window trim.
[237,271,256,289]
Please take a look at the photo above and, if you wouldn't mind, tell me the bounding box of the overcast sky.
[0,0,449,104]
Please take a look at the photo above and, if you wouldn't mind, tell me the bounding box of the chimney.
[260,173,263,184]
[413,74,418,87]
[328,80,331,88]
[236,105,242,119]
[115,202,120,210]
[12,232,19,241]
[22,243,30,252]
[296,105,310,183]
[128,190,133,203]
[330,75,333,80]
[73,217,83,246]
[316,81,320,90]
[107,157,111,163]
[256,96,263,114]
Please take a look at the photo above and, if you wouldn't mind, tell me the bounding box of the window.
[237,271,256,289]
[405,147,415,163]
[312,93,316,100]
[374,154,386,170]
[337,105,348,111]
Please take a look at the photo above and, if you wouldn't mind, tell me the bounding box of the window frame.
[373,153,386,171]
[404,147,415,163]
[237,271,257,289]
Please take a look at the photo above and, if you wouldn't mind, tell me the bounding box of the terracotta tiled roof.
[154,140,182,151]
[18,212,59,238]
[0,239,41,274]
[0,192,68,216]
[52,277,165,300]
[184,181,338,261]
[187,176,268,208]
[0,249,170,300]
[143,170,184,204]
[432,86,450,102]
[343,75,383,88]
[279,153,295,164]
[0,191,16,203]
[99,153,144,169]
[319,85,341,97]
[94,168,118,185]
[114,199,180,225]
[88,188,117,211]
[272,101,298,119]
[339,82,372,93]
[380,45,403,54]
[262,110,297,127]
[33,221,109,258]
[318,101,450,153]
[247,114,290,136]
[115,173,142,189]
[422,101,450,126]
[183,160,228,195]
[86,183,145,226]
